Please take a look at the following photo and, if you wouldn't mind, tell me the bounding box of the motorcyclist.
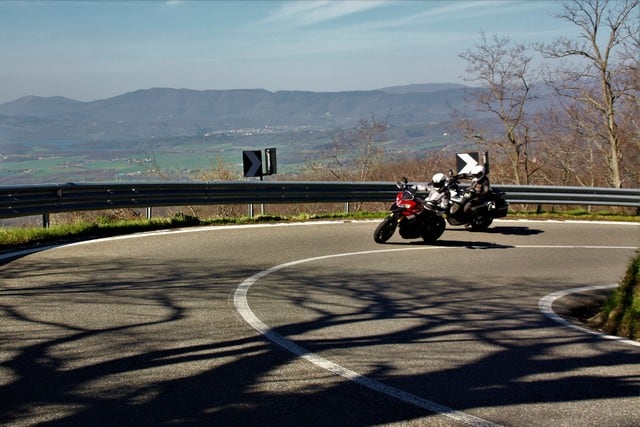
[425,172,450,212]
[463,164,490,214]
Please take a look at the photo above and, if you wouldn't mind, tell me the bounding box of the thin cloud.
[348,0,552,33]
[264,0,391,28]
[164,0,183,8]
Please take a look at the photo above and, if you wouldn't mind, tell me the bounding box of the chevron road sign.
[243,150,263,178]
[456,152,479,175]
[243,148,278,179]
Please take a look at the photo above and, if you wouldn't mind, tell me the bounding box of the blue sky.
[0,0,574,103]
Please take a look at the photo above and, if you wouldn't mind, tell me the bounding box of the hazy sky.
[0,0,576,103]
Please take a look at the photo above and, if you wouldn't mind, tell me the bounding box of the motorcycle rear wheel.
[469,216,493,231]
[374,216,397,243]
[422,215,446,243]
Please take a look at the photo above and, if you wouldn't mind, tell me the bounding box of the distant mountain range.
[0,83,472,143]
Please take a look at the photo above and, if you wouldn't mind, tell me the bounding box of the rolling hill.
[0,84,471,142]
[0,84,478,184]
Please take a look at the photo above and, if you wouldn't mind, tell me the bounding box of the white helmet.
[470,165,485,179]
[431,172,446,188]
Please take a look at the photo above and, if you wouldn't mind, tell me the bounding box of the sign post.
[243,148,278,216]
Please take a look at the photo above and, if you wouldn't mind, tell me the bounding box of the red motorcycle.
[374,178,446,244]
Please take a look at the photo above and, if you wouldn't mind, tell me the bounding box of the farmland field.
[0,123,452,185]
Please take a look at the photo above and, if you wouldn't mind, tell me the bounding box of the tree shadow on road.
[0,251,637,426]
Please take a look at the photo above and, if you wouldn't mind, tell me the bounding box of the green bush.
[170,212,201,226]
[591,251,640,340]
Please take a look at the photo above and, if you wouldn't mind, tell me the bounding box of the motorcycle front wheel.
[374,216,397,243]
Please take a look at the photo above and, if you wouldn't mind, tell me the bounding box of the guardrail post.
[146,207,152,219]
[42,213,50,228]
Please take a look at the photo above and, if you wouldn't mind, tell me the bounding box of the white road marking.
[234,247,502,427]
[539,284,640,348]
[3,221,637,421]
[233,241,638,424]
[0,221,364,261]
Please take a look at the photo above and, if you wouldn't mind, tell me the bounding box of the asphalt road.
[1,219,638,426]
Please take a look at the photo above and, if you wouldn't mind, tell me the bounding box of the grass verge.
[0,211,381,250]
[1,209,637,250]
[587,251,640,341]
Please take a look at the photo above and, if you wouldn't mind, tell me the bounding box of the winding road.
[1,219,638,426]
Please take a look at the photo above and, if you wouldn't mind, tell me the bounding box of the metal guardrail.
[494,184,640,208]
[0,182,638,222]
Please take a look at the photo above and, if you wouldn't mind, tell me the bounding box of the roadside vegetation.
[588,251,640,340]
[0,209,383,249]
[1,206,637,250]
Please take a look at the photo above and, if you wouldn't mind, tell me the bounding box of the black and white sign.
[243,150,263,178]
[265,147,277,175]
[456,152,479,175]
[243,148,278,178]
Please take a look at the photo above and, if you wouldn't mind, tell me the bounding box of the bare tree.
[618,13,640,186]
[539,0,639,188]
[533,106,599,186]
[351,117,388,181]
[198,155,239,181]
[369,146,456,183]
[309,117,388,182]
[196,155,245,218]
[459,33,539,184]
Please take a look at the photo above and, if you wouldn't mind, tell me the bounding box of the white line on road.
[234,246,502,427]
[234,243,638,425]
[539,284,640,348]
[3,223,637,422]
